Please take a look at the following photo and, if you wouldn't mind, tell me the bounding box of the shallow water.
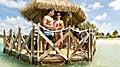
[0,39,120,67]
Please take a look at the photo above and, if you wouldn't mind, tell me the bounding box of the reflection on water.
[0,39,120,67]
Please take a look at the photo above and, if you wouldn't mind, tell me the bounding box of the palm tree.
[112,30,118,38]
[101,32,104,38]
[84,21,97,30]
[106,32,111,38]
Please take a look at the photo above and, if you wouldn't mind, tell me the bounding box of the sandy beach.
[97,38,120,45]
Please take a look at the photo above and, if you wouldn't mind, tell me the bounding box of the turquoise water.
[0,39,120,67]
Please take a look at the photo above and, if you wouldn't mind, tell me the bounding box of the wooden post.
[8,29,13,55]
[3,30,7,53]
[90,33,93,61]
[90,28,93,61]
[9,29,13,50]
[39,34,43,52]
[88,28,93,61]
[37,29,40,63]
[40,37,43,52]
[18,27,21,51]
[88,29,90,61]
[67,26,70,64]
[38,23,43,52]
[30,26,35,64]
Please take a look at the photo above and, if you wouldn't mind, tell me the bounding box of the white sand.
[96,38,120,45]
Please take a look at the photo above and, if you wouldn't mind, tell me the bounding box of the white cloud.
[87,2,104,12]
[0,0,27,9]
[90,20,117,34]
[0,16,32,35]
[0,0,6,3]
[94,13,107,20]
[98,23,117,34]
[91,20,98,26]
[108,0,120,11]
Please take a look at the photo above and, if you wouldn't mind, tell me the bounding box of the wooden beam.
[3,30,7,53]
[55,32,69,46]
[38,28,67,61]
[18,27,21,51]
[90,33,93,61]
[3,30,7,48]
[70,32,89,57]
[9,29,13,51]
[88,29,90,61]
[20,29,33,54]
[67,26,70,64]
[30,26,35,64]
[37,29,40,63]
[38,48,53,62]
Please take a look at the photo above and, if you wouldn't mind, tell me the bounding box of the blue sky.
[0,0,120,35]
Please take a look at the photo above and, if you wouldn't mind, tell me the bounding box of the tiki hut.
[20,0,86,27]
[3,0,97,65]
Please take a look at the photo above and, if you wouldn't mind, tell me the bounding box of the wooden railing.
[3,24,96,64]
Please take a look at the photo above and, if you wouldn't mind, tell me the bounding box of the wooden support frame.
[67,26,71,63]
[90,33,93,61]
[37,25,40,63]
[18,27,21,51]
[20,29,33,54]
[9,29,13,51]
[3,30,7,53]
[88,29,93,61]
[3,24,96,65]
[30,26,35,64]
[37,26,68,62]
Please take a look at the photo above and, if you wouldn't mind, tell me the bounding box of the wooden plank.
[12,27,22,50]
[70,33,89,57]
[90,33,93,61]
[37,30,40,63]
[30,26,35,64]
[88,30,90,61]
[38,48,53,61]
[55,32,69,47]
[38,28,68,61]
[18,27,21,51]
[9,29,13,50]
[3,30,7,53]
[21,29,33,51]
[67,26,70,64]
[54,48,67,60]
[93,35,96,55]
[3,30,7,48]
[25,45,31,54]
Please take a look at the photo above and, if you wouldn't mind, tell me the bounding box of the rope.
[38,24,69,33]
[21,26,32,30]
[70,27,89,33]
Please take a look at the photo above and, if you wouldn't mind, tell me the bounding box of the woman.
[53,13,64,49]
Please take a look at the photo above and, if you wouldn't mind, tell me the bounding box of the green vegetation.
[96,30,120,39]
[78,21,120,39]
[0,35,2,38]
[78,21,97,31]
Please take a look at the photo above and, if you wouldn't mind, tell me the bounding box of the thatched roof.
[20,0,86,25]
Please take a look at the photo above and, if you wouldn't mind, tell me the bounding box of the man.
[43,9,55,50]
[43,9,54,40]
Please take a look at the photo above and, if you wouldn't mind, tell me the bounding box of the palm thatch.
[20,0,86,26]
